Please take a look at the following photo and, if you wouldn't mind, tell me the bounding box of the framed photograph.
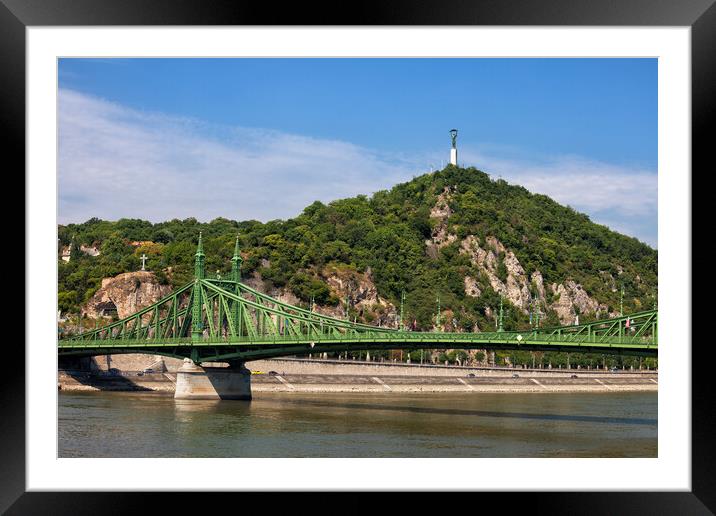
[7,0,712,511]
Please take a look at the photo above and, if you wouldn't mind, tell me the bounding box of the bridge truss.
[58,235,658,363]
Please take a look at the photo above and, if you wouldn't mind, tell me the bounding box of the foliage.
[57,164,657,369]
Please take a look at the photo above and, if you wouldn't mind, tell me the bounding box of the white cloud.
[454,148,657,247]
[58,89,656,247]
[460,149,657,217]
[58,89,416,225]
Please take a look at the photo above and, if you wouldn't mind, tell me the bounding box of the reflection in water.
[59,391,657,458]
[173,399,224,419]
[271,398,657,426]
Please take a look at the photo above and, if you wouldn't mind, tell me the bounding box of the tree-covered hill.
[58,165,657,337]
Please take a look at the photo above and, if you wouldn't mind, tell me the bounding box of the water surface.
[59,391,657,457]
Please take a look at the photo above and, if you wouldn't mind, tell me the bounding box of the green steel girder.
[57,336,657,364]
[59,239,658,363]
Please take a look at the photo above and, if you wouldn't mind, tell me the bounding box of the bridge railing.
[58,329,656,349]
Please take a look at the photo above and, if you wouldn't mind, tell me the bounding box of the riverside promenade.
[58,357,657,394]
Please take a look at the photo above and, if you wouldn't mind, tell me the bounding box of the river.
[58,391,657,458]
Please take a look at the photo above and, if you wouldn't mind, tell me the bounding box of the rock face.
[423,185,608,325]
[464,276,482,298]
[531,271,546,301]
[417,182,620,326]
[243,271,268,293]
[457,233,605,325]
[425,187,458,259]
[459,235,531,311]
[549,280,606,324]
[245,266,399,328]
[83,271,172,319]
[320,267,398,327]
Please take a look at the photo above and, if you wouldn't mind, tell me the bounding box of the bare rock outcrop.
[243,271,268,293]
[274,290,301,307]
[425,187,458,258]
[321,266,398,327]
[83,271,172,319]
[549,280,602,324]
[464,276,482,298]
[531,271,546,300]
[459,234,608,324]
[459,235,531,310]
[502,250,532,310]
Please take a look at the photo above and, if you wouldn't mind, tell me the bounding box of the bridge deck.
[58,241,657,363]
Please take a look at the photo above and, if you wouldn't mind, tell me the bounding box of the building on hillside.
[80,245,100,257]
[130,240,155,248]
[59,244,101,262]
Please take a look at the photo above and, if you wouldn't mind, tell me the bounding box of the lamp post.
[498,297,505,333]
[435,293,441,330]
[399,290,406,331]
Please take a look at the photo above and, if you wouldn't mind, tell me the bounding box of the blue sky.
[58,58,657,246]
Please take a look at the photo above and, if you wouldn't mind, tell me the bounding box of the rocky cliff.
[83,271,172,319]
[426,193,608,325]
[62,165,656,336]
[320,266,398,327]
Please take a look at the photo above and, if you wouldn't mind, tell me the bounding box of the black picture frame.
[5,0,712,512]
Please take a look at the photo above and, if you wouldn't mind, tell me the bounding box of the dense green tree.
[57,166,656,365]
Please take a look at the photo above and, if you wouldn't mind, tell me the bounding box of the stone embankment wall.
[58,358,657,394]
[89,354,185,373]
[247,358,657,378]
[58,370,175,392]
[249,374,657,393]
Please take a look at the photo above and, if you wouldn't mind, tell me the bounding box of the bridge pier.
[174,358,252,400]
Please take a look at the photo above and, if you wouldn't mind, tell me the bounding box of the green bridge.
[58,234,658,365]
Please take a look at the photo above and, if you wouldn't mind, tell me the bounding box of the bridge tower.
[231,235,243,335]
[177,231,252,400]
[231,234,242,282]
[191,232,205,341]
[449,129,458,166]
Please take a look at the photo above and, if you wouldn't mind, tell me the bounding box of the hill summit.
[59,165,657,334]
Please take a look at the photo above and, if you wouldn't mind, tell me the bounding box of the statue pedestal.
[174,359,252,400]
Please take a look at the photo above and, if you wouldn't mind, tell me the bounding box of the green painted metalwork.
[399,290,406,331]
[58,242,658,364]
[498,297,504,333]
[191,233,205,341]
[435,293,441,330]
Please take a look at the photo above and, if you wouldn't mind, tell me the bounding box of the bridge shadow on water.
[270,399,657,426]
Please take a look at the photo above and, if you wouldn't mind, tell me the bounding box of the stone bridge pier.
[174,359,252,400]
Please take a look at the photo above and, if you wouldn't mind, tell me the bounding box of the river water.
[58,391,657,458]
